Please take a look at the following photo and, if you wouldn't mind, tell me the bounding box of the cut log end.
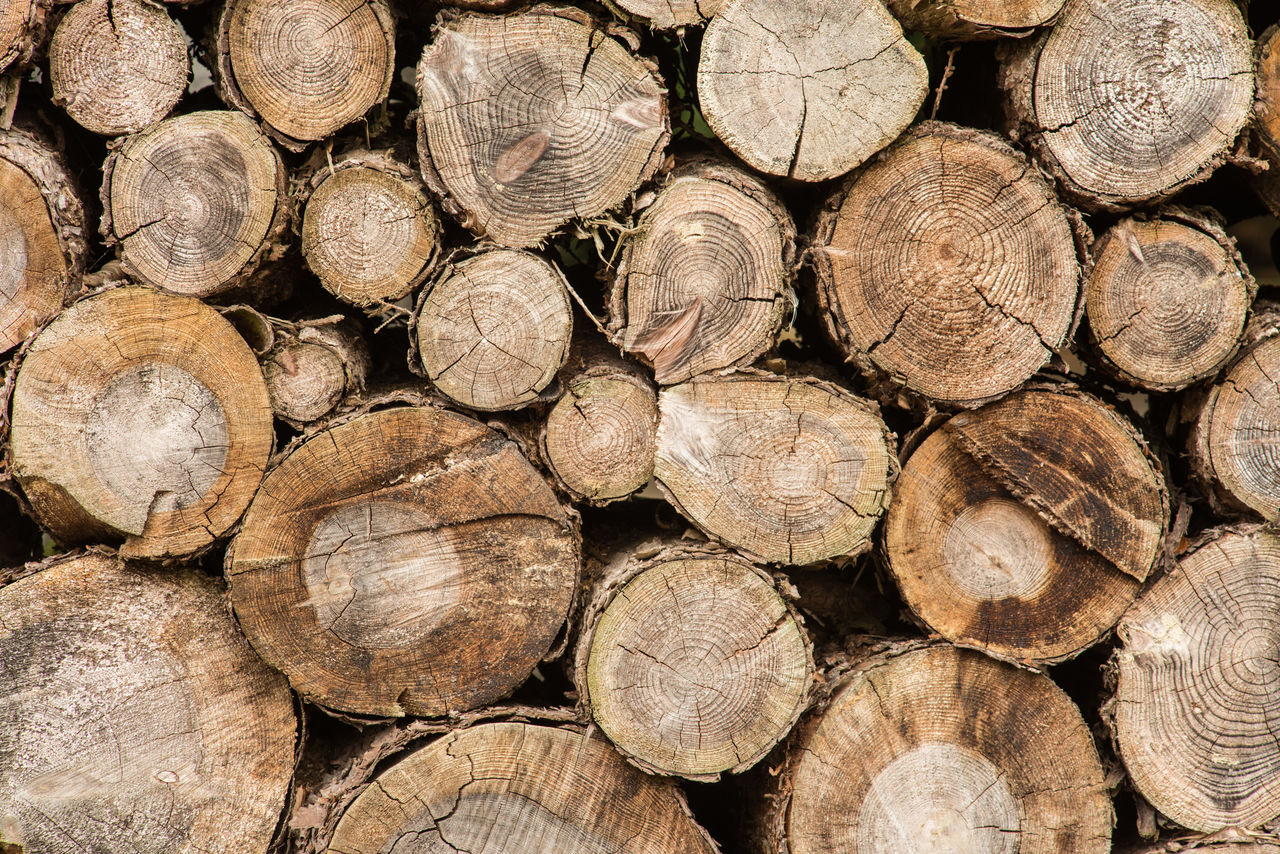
[544,372,657,502]
[0,0,45,73]
[262,319,369,426]
[886,0,1066,39]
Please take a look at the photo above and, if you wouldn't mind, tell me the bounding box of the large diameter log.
[226,405,580,717]
[654,372,896,565]
[697,0,927,181]
[10,287,273,559]
[575,542,813,780]
[606,0,723,29]
[814,122,1080,407]
[1086,208,1253,391]
[0,553,296,854]
[48,0,189,136]
[609,159,795,384]
[884,387,1166,664]
[1000,0,1253,210]
[0,126,87,354]
[416,5,668,248]
[0,0,48,73]
[1113,526,1280,831]
[884,0,1066,40]
[759,643,1112,853]
[101,110,289,299]
[326,722,717,854]
[215,0,394,148]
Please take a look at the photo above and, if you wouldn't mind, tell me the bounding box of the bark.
[261,315,369,428]
[415,4,669,248]
[101,110,291,300]
[225,404,581,718]
[9,286,274,560]
[1130,843,1280,853]
[213,0,394,149]
[883,386,1167,665]
[411,249,573,412]
[573,540,813,780]
[813,121,1081,408]
[1085,207,1254,391]
[48,0,188,136]
[0,552,296,854]
[884,0,1066,40]
[653,370,897,566]
[608,158,796,385]
[1111,526,1280,832]
[998,0,1253,211]
[603,0,723,29]
[0,124,88,354]
[1257,26,1280,164]
[757,642,1113,854]
[696,0,927,181]
[0,0,49,74]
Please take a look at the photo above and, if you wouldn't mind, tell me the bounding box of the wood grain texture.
[0,0,47,73]
[605,0,723,29]
[885,0,1066,39]
[261,316,369,427]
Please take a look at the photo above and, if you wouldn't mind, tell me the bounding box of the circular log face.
[10,287,273,559]
[611,0,723,28]
[224,0,394,143]
[654,374,895,565]
[1116,528,1280,831]
[783,645,1112,854]
[884,388,1163,663]
[0,0,36,71]
[896,0,1065,31]
[227,406,580,717]
[585,555,812,778]
[0,554,296,854]
[1201,336,1280,519]
[263,340,347,423]
[106,110,283,297]
[49,0,189,136]
[1087,216,1250,390]
[545,374,657,501]
[0,155,71,352]
[415,249,573,412]
[416,6,668,247]
[816,123,1079,405]
[1032,0,1252,204]
[697,0,928,181]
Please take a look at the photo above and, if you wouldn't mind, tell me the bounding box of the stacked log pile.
[6,0,1280,851]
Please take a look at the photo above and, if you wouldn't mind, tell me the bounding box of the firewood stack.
[4,0,1280,851]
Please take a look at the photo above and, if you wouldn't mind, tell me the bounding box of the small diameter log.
[298,148,440,308]
[1000,0,1253,210]
[697,0,928,181]
[575,542,813,780]
[1086,209,1253,391]
[1257,26,1280,163]
[884,0,1066,39]
[0,126,87,354]
[215,0,394,148]
[814,122,1080,407]
[416,5,668,248]
[262,316,369,427]
[654,371,896,565]
[412,249,573,412]
[609,159,795,384]
[102,110,289,299]
[884,387,1167,664]
[10,287,274,559]
[605,0,723,29]
[0,0,47,73]
[759,643,1112,854]
[0,553,296,854]
[226,405,580,717]
[326,722,718,854]
[1112,526,1280,831]
[48,0,189,136]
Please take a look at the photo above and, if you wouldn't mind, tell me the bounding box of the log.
[1112,526,1280,832]
[0,0,48,73]
[813,122,1080,407]
[758,643,1112,853]
[884,0,1066,40]
[1258,26,1280,163]
[412,249,573,412]
[654,371,896,565]
[214,0,394,148]
[697,0,928,181]
[9,286,274,559]
[999,0,1253,210]
[606,0,722,29]
[325,721,718,854]
[0,125,87,354]
[608,159,795,384]
[883,386,1167,664]
[298,147,441,308]
[415,5,668,247]
[225,404,581,717]
[101,110,289,300]
[48,0,189,136]
[1086,208,1253,391]
[261,316,369,427]
[574,541,813,780]
[0,552,296,854]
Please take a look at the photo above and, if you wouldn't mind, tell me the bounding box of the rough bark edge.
[259,314,371,430]
[598,0,714,31]
[570,537,816,781]
[884,0,1065,41]
[0,0,53,74]
[1125,832,1280,852]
